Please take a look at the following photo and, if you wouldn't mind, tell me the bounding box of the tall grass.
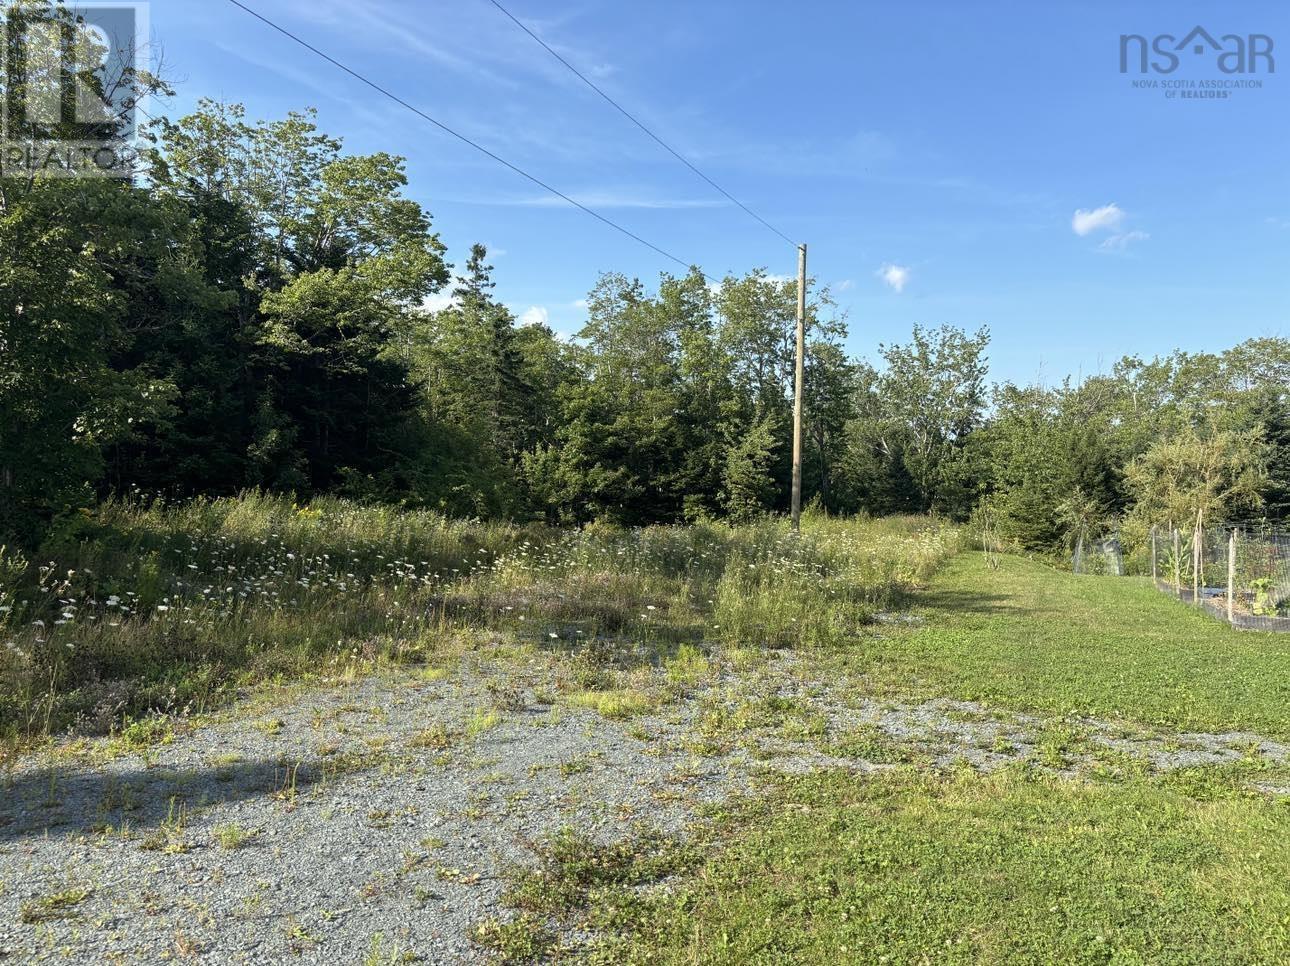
[0,493,959,746]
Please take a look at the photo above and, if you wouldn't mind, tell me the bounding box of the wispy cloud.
[835,279,854,292]
[1072,203,1149,252]
[1072,203,1125,236]
[1100,230,1149,252]
[211,40,399,131]
[877,263,911,293]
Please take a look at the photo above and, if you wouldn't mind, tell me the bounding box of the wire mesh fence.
[1072,534,1123,576]
[1144,524,1290,632]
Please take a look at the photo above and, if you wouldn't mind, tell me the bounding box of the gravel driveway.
[2,649,1285,963]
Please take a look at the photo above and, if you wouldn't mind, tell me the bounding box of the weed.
[567,689,656,719]
[470,915,556,963]
[253,718,285,737]
[213,822,255,850]
[558,755,592,777]
[504,827,699,917]
[828,724,907,764]
[19,885,91,923]
[407,723,458,751]
[465,708,501,738]
[140,797,188,853]
[116,716,174,751]
[364,931,416,965]
[664,644,710,688]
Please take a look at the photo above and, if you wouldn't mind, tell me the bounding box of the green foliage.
[839,325,991,519]
[1125,424,1266,532]
[721,413,779,522]
[3,83,1289,547]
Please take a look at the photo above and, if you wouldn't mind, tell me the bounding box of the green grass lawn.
[855,553,1290,738]
[621,766,1290,964]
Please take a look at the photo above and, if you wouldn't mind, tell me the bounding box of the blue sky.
[155,0,1288,384]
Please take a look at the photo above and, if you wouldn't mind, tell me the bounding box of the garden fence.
[1146,523,1290,632]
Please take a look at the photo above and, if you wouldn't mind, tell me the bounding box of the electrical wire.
[486,0,799,249]
[225,0,718,281]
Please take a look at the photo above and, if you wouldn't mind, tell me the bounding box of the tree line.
[3,96,1287,551]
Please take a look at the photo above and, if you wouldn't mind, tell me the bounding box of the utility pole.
[791,243,807,532]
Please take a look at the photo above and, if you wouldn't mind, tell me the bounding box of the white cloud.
[571,299,589,310]
[420,292,456,313]
[835,279,855,292]
[877,263,911,293]
[519,306,550,327]
[1100,230,1150,252]
[1072,203,1126,236]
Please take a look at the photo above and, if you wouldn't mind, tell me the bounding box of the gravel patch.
[2,651,1285,962]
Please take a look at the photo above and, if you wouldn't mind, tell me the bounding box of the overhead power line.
[486,0,798,249]
[224,0,717,282]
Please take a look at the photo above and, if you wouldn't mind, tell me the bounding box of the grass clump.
[827,723,909,763]
[504,826,699,919]
[19,885,92,923]
[213,822,256,850]
[470,914,557,963]
[566,689,657,720]
[465,708,501,738]
[407,723,459,751]
[664,644,710,688]
[114,715,175,751]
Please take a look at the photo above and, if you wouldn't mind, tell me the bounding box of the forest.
[3,97,1288,554]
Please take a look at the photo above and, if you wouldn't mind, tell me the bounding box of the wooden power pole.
[791,243,807,532]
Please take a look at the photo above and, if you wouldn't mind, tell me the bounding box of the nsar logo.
[1120,26,1274,75]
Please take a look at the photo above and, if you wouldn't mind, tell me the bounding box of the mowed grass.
[856,554,1290,737]
[619,766,1290,964]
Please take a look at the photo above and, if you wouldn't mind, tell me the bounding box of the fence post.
[1172,527,1181,597]
[1150,526,1157,581]
[1192,519,1202,606]
[1227,528,1236,624]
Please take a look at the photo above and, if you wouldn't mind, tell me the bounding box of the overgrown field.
[0,494,957,749]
